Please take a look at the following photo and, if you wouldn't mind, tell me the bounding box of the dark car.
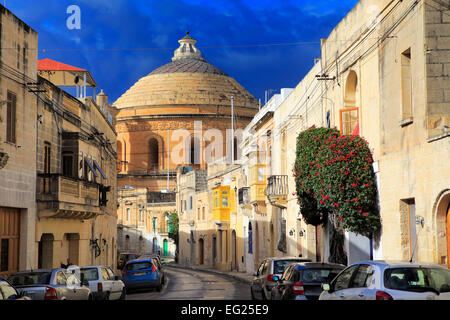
[0,278,30,300]
[251,257,312,300]
[117,252,140,270]
[270,262,345,300]
[122,258,163,293]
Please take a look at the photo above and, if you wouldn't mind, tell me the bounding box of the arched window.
[340,70,359,136]
[148,138,159,170]
[187,136,200,165]
[117,141,123,172]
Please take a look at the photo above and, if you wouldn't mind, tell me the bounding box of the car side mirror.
[81,280,89,287]
[272,276,280,282]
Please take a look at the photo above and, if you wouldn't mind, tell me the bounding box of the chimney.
[96,89,108,108]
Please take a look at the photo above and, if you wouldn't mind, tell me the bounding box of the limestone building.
[0,6,38,278]
[114,33,259,255]
[35,59,118,269]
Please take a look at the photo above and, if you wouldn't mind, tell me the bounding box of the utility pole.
[231,96,234,164]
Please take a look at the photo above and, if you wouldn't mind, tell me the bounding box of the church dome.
[113,32,258,114]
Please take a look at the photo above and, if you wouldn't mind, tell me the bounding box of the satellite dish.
[74,75,80,84]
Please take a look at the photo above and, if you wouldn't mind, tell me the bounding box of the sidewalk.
[166,262,253,285]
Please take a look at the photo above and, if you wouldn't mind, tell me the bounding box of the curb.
[166,263,252,285]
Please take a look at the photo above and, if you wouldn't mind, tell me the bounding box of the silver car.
[8,269,92,300]
[319,261,450,300]
[251,257,311,300]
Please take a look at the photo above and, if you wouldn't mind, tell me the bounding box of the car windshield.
[126,262,153,271]
[273,260,300,275]
[384,267,450,294]
[301,268,343,284]
[80,268,99,281]
[8,272,51,286]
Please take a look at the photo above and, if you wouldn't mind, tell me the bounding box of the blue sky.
[9,0,359,103]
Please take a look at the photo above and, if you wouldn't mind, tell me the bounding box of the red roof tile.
[38,58,87,72]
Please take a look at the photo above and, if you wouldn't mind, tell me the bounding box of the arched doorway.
[148,138,159,171]
[198,238,204,265]
[163,239,168,257]
[434,190,450,267]
[340,70,359,135]
[231,230,237,271]
[152,237,158,254]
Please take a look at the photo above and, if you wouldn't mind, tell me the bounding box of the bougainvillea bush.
[293,127,381,236]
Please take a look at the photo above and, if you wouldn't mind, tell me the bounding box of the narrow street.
[126,266,251,300]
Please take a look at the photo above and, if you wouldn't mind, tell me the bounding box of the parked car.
[122,258,164,293]
[117,252,140,270]
[0,278,30,300]
[319,261,450,300]
[270,262,345,300]
[8,269,92,300]
[251,257,312,300]
[138,254,165,284]
[80,266,126,300]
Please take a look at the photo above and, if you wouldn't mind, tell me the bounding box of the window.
[148,138,159,170]
[80,268,99,281]
[202,207,205,220]
[106,268,115,280]
[333,265,358,291]
[184,200,187,212]
[62,152,74,177]
[56,272,67,285]
[78,152,84,179]
[258,167,264,181]
[189,196,193,211]
[126,208,130,221]
[383,267,450,293]
[0,239,9,271]
[44,143,51,174]
[401,48,412,120]
[6,91,17,143]
[350,265,373,288]
[340,108,359,136]
[0,280,18,299]
[197,207,200,220]
[301,268,344,284]
[16,43,20,70]
[101,268,110,281]
[222,197,228,207]
[23,41,28,73]
[139,210,144,222]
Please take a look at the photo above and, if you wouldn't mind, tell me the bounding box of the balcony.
[249,164,266,204]
[266,175,288,208]
[212,186,233,224]
[37,174,101,219]
[238,187,251,208]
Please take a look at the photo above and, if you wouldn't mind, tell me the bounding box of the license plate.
[134,272,146,276]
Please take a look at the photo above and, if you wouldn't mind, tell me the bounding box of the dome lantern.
[172,31,205,62]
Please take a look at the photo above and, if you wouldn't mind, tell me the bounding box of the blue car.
[122,258,163,293]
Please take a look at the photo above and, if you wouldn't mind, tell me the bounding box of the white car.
[80,266,125,300]
[319,261,450,300]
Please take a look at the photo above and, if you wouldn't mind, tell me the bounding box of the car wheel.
[88,294,94,301]
[156,283,162,292]
[119,288,126,300]
[104,292,110,300]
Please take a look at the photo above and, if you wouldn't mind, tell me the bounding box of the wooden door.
[0,207,20,278]
[447,204,450,269]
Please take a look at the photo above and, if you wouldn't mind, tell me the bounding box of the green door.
[163,239,168,257]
